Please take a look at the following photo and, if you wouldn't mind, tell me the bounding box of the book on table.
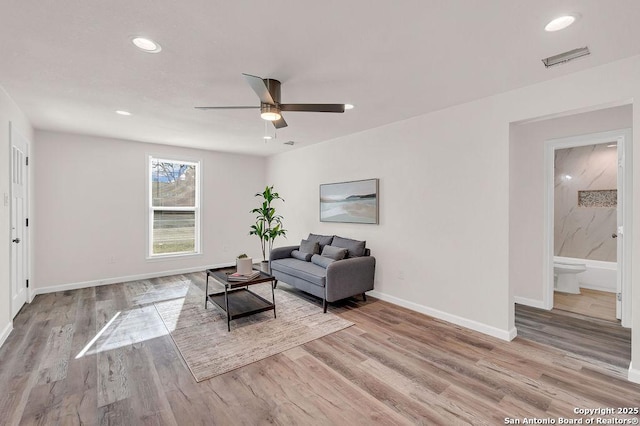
[227,270,260,282]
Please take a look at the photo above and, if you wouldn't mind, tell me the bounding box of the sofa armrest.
[269,245,300,261]
[325,256,376,302]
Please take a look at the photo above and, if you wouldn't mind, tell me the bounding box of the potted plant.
[249,185,286,272]
[236,253,253,275]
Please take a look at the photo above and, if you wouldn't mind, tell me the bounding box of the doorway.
[544,129,631,327]
[10,123,29,318]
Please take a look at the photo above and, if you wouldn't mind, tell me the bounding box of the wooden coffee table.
[205,266,276,331]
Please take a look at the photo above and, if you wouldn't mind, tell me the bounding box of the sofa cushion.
[270,258,327,287]
[307,233,334,251]
[299,239,320,255]
[311,254,335,268]
[321,245,347,261]
[291,249,312,262]
[331,236,366,258]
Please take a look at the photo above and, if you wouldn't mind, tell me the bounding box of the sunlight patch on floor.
[76,311,121,359]
[75,300,185,357]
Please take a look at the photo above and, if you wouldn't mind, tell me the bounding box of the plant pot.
[260,260,270,274]
[236,257,253,275]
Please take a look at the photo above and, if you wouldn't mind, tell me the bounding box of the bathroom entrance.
[545,129,631,326]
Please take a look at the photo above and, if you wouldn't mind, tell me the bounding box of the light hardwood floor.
[1,273,639,425]
[554,288,617,322]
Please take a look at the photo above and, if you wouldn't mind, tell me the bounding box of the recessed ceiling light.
[545,15,577,32]
[115,110,131,116]
[564,175,573,180]
[132,37,162,53]
[263,135,273,140]
[344,104,354,110]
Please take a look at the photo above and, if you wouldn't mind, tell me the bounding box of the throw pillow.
[307,233,334,251]
[291,249,313,262]
[331,236,366,258]
[311,254,335,268]
[321,244,347,261]
[299,239,320,255]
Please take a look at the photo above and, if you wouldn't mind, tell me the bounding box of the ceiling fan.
[195,73,346,129]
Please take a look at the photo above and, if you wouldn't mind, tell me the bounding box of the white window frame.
[147,155,201,259]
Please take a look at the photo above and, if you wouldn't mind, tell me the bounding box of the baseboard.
[32,263,234,296]
[579,283,616,293]
[629,362,640,384]
[514,296,547,310]
[0,321,13,348]
[368,290,515,341]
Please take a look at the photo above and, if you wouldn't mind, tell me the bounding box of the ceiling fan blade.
[280,104,345,113]
[273,115,288,129]
[195,106,259,110]
[242,73,275,104]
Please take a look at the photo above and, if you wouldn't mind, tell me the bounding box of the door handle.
[12,238,20,243]
[611,233,618,239]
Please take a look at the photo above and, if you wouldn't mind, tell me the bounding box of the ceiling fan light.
[260,112,281,121]
[260,104,281,121]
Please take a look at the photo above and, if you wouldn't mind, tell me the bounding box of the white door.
[615,140,623,320]
[10,124,28,318]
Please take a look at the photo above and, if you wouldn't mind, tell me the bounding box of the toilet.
[554,260,587,294]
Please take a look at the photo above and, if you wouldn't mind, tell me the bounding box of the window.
[148,156,200,257]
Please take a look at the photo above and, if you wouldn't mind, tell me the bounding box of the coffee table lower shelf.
[207,288,275,320]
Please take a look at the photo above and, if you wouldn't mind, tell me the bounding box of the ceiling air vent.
[542,46,590,68]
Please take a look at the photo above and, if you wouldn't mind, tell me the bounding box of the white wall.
[268,55,640,382]
[33,130,266,291]
[269,87,512,339]
[0,86,34,344]
[510,105,631,302]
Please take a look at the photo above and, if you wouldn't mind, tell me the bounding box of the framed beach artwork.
[320,178,379,224]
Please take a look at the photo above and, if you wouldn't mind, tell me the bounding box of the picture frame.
[319,178,379,224]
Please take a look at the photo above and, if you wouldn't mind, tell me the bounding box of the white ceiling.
[1,1,639,156]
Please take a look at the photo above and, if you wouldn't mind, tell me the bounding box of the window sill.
[146,251,202,262]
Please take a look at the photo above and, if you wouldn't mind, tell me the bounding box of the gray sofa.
[269,233,375,312]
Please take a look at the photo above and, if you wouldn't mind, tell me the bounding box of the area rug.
[154,280,353,382]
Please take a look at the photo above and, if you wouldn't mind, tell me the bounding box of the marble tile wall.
[554,143,617,262]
